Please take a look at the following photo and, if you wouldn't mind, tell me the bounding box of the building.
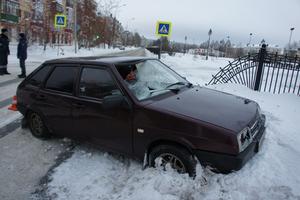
[19,0,32,38]
[0,0,20,42]
[31,0,44,44]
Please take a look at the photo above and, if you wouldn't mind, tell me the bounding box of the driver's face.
[126,70,137,81]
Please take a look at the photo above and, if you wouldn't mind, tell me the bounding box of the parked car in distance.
[14,56,266,177]
[113,44,125,50]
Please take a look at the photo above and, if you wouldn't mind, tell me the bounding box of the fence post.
[254,44,267,91]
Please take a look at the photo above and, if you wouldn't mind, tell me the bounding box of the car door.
[72,65,133,155]
[36,65,79,137]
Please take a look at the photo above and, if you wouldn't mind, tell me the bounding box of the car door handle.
[36,94,46,101]
[72,103,85,109]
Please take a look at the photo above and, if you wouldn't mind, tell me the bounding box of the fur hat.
[19,33,26,38]
[1,28,8,33]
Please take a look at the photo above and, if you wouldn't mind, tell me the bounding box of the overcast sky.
[114,0,300,47]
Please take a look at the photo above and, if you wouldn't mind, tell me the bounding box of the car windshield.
[118,60,189,101]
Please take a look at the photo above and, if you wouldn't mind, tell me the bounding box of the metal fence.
[207,44,300,96]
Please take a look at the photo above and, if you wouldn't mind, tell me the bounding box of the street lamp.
[247,33,253,46]
[125,17,135,31]
[288,27,295,50]
[206,28,212,60]
[184,36,187,54]
[225,36,230,57]
[111,4,126,47]
[247,33,253,53]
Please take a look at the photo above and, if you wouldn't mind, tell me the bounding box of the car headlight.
[237,127,252,152]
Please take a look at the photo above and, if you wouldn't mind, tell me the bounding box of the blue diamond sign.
[54,14,67,28]
[156,21,172,37]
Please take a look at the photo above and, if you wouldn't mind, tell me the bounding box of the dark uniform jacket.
[0,33,10,65]
[17,38,28,60]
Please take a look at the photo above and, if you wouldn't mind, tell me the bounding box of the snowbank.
[162,53,233,85]
[45,54,300,200]
[8,44,130,64]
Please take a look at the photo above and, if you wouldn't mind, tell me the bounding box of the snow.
[0,105,21,128]
[0,44,132,81]
[8,43,129,64]
[44,53,300,200]
[162,53,233,85]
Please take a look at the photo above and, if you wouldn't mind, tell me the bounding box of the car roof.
[44,56,156,66]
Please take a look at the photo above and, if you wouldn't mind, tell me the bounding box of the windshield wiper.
[165,81,193,89]
[165,82,186,89]
[149,82,192,96]
[150,88,180,95]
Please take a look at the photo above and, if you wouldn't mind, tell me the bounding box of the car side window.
[27,65,51,87]
[45,66,77,94]
[79,67,120,99]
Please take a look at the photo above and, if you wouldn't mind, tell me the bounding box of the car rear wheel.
[28,112,50,139]
[149,145,196,177]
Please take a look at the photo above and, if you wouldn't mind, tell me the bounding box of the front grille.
[250,116,262,138]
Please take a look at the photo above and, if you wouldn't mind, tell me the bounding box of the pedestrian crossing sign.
[54,14,67,28]
[156,21,172,37]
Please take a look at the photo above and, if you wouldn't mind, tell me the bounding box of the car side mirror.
[102,94,130,110]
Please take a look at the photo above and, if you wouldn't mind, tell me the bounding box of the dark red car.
[15,57,266,176]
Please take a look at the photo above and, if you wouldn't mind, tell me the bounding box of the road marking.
[0,117,21,139]
[0,78,21,88]
[0,97,12,109]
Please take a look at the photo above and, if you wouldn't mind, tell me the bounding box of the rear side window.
[79,67,120,99]
[28,65,51,87]
[45,66,77,94]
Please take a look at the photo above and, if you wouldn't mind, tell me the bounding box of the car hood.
[146,86,258,133]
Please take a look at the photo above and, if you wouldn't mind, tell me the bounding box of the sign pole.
[159,37,162,59]
[54,14,67,56]
[57,28,60,56]
[156,21,172,59]
[74,0,78,54]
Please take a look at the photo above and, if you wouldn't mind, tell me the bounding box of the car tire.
[149,144,196,177]
[28,112,50,139]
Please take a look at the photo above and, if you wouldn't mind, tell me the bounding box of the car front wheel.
[149,145,196,177]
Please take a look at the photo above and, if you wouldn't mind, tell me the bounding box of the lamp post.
[184,36,187,54]
[247,33,253,46]
[247,33,253,53]
[125,17,135,31]
[111,4,126,47]
[206,28,212,60]
[225,36,230,57]
[288,27,295,50]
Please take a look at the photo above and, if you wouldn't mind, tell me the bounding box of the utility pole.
[288,27,295,50]
[74,0,78,53]
[206,28,212,60]
[184,36,187,54]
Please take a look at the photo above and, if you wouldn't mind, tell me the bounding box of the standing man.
[0,28,10,75]
[17,33,27,78]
